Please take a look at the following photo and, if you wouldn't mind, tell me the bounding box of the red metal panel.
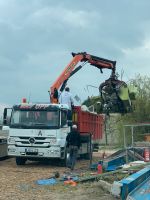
[72,106,104,141]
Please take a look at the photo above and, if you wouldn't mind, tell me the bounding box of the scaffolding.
[123,123,150,162]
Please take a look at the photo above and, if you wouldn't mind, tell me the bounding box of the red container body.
[72,106,104,141]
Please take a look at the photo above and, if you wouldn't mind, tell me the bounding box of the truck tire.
[80,134,92,160]
[84,143,93,160]
[60,158,67,167]
[60,150,68,167]
[84,152,91,159]
[16,157,27,165]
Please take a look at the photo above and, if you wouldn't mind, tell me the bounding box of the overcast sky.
[0,0,150,114]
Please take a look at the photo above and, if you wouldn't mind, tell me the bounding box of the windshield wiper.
[32,123,47,126]
[10,123,29,128]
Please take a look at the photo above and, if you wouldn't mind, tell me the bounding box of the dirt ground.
[0,156,117,200]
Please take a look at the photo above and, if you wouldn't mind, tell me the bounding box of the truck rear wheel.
[80,134,92,160]
[16,157,27,165]
[84,143,93,160]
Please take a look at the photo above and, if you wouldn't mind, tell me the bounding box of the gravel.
[0,157,117,200]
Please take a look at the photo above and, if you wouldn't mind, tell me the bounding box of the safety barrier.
[111,166,150,200]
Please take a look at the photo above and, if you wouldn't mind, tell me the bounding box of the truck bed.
[72,106,104,141]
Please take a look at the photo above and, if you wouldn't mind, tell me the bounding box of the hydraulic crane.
[50,52,116,101]
[3,52,134,166]
[50,52,132,114]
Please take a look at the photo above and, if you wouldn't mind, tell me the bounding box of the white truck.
[4,102,71,165]
[3,101,104,166]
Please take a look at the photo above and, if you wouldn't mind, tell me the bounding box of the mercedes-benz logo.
[29,137,35,144]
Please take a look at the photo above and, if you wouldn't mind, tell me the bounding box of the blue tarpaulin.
[36,178,57,185]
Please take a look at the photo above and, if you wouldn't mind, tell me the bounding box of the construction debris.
[98,180,112,193]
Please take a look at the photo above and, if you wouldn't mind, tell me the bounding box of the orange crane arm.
[50,52,116,103]
[50,54,83,94]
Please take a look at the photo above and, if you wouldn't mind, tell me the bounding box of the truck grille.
[15,137,50,148]
[19,137,46,140]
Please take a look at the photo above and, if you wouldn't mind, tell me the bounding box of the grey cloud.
[0,0,150,106]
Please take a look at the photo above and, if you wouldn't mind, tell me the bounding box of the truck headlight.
[8,147,16,152]
[50,138,57,144]
[8,137,15,144]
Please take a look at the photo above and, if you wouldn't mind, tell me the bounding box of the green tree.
[117,74,150,146]
[82,96,102,113]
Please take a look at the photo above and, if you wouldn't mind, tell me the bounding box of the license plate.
[25,148,38,153]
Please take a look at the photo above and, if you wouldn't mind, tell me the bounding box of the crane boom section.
[50,54,83,93]
[51,52,116,94]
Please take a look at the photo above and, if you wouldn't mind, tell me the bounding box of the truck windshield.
[10,110,59,129]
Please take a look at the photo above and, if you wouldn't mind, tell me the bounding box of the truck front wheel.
[16,157,27,165]
[60,150,68,167]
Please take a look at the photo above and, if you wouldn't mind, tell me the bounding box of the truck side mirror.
[3,108,12,126]
[3,108,7,125]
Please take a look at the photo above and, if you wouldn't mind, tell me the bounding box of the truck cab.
[6,103,71,165]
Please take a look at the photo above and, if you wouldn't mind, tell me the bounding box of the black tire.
[84,144,93,160]
[84,135,92,160]
[16,157,27,165]
[60,150,68,167]
[84,152,92,160]
[79,134,92,160]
